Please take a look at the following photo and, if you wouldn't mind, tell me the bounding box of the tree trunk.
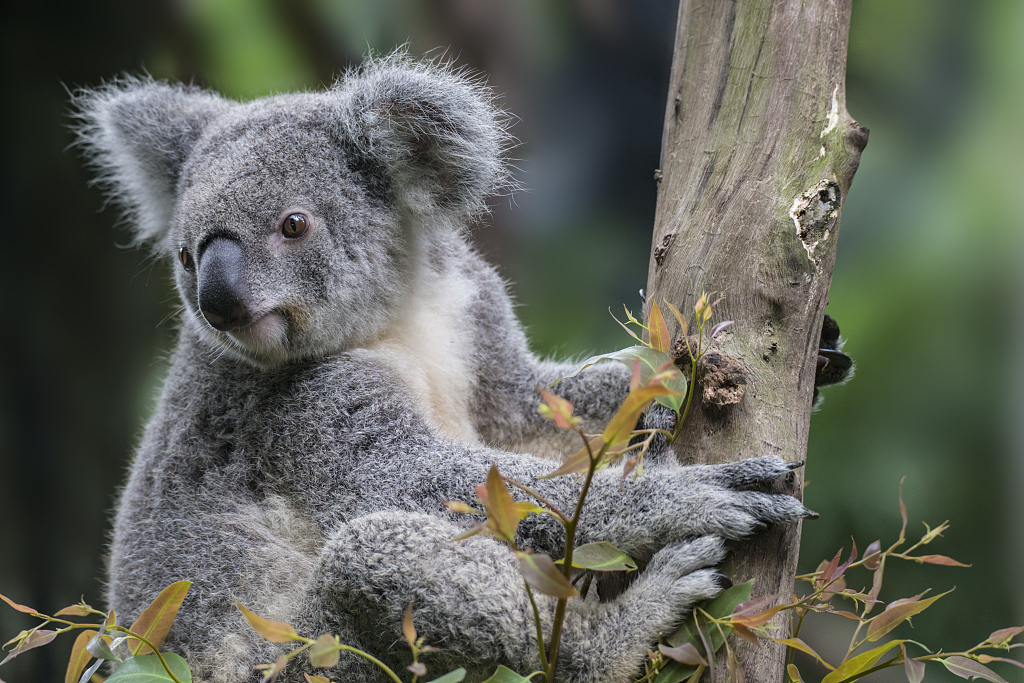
[646,1,867,681]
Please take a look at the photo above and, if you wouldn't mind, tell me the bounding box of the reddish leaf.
[483,464,520,544]
[901,644,925,683]
[985,626,1024,647]
[815,550,842,592]
[409,662,428,677]
[537,387,579,430]
[516,552,578,599]
[942,656,1009,683]
[0,629,57,665]
[235,602,300,643]
[898,477,909,542]
[977,655,1024,670]
[659,643,707,666]
[65,629,98,683]
[732,623,761,647]
[863,540,883,570]
[127,580,191,655]
[734,593,780,616]
[727,652,746,683]
[402,605,417,646]
[0,594,37,615]
[914,554,971,567]
[55,603,95,618]
[709,320,734,339]
[867,590,952,642]
[648,301,671,353]
[831,610,867,621]
[732,605,783,628]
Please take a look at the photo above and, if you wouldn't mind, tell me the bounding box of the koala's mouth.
[226,310,288,349]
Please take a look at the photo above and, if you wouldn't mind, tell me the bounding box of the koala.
[75,52,814,683]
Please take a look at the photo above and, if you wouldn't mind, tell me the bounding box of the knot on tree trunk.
[672,337,748,407]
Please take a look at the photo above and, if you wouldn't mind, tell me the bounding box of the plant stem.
[523,580,549,674]
[337,645,406,683]
[544,441,603,683]
[501,476,570,523]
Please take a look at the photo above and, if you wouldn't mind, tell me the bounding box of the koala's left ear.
[336,53,511,227]
[73,77,230,252]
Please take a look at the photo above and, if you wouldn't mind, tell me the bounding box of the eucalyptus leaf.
[105,653,192,682]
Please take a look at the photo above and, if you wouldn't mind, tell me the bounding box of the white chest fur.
[366,262,480,445]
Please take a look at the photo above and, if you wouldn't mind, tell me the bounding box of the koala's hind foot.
[312,514,728,683]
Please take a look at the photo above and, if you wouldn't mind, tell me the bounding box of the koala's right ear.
[73,78,229,252]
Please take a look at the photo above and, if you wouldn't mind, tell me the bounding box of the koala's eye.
[178,247,194,272]
[281,212,310,239]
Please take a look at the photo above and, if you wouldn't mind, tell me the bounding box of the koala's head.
[75,54,509,368]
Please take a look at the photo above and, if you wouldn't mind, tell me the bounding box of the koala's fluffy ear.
[73,78,229,252]
[336,53,512,227]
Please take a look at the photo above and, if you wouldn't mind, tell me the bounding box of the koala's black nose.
[197,237,251,332]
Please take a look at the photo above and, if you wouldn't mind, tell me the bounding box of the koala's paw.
[677,457,817,540]
[640,536,727,612]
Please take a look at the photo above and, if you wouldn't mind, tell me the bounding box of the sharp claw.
[786,460,805,471]
[803,507,819,520]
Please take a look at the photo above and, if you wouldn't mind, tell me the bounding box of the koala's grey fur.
[74,52,813,683]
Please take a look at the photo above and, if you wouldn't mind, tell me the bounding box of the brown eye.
[282,212,309,239]
[178,246,194,272]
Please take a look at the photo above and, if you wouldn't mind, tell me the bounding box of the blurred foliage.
[0,0,1020,681]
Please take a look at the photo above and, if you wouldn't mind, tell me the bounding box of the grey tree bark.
[645,1,867,681]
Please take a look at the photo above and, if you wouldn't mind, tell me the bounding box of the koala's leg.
[310,512,725,683]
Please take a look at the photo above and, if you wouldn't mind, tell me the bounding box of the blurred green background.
[0,0,1020,681]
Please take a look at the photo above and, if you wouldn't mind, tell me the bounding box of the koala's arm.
[292,351,812,562]
[460,249,638,455]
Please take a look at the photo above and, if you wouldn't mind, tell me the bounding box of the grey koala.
[75,53,814,683]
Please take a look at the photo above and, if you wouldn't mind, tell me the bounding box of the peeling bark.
[646,1,866,681]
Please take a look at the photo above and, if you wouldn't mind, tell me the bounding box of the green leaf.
[128,581,192,656]
[559,541,637,572]
[560,346,687,413]
[866,590,952,642]
[516,552,578,599]
[787,664,804,683]
[820,640,903,683]
[105,653,193,682]
[657,580,755,683]
[942,656,1010,683]
[310,633,339,667]
[659,643,707,666]
[602,384,671,449]
[426,669,467,683]
[480,665,533,682]
[771,639,834,671]
[540,436,604,479]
